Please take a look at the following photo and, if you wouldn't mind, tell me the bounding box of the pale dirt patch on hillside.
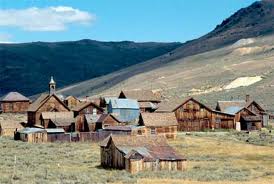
[224,76,262,90]
[231,38,255,48]
[232,46,264,56]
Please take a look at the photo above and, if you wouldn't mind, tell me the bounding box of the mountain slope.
[60,0,274,102]
[0,40,181,96]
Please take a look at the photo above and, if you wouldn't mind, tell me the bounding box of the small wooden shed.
[0,92,30,113]
[139,113,178,139]
[16,128,47,143]
[100,135,186,174]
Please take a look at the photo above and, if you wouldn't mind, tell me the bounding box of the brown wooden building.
[72,102,104,132]
[41,112,75,132]
[0,92,30,113]
[118,90,161,112]
[156,97,235,131]
[0,121,24,137]
[64,96,80,109]
[102,125,148,136]
[139,113,178,139]
[84,113,121,132]
[27,94,70,127]
[100,135,186,174]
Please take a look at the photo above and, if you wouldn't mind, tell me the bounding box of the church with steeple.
[27,77,71,127]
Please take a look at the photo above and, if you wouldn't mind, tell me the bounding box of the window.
[9,103,13,111]
[137,130,142,135]
[151,128,156,134]
[93,108,97,115]
[103,124,110,128]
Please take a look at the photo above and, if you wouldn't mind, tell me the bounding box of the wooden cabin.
[107,99,140,123]
[72,102,104,132]
[0,92,30,113]
[64,96,80,109]
[84,113,121,132]
[16,128,48,143]
[0,121,24,137]
[41,112,75,132]
[100,135,186,174]
[139,113,178,139]
[118,90,161,112]
[27,77,70,127]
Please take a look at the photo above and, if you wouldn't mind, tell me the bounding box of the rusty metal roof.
[0,92,30,102]
[100,135,186,161]
[41,112,75,126]
[140,112,178,127]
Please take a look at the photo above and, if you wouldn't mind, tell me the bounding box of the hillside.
[0,40,181,96]
[57,0,274,111]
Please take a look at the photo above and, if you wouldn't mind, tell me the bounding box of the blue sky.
[0,0,257,43]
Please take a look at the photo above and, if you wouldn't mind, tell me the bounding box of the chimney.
[246,94,250,102]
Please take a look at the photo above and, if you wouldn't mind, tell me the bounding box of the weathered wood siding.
[1,101,30,113]
[101,141,125,169]
[147,126,177,139]
[20,132,47,143]
[174,99,212,131]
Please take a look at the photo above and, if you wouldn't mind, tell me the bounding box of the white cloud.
[0,6,95,31]
[0,33,13,43]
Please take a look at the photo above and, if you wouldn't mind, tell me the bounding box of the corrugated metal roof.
[217,100,246,113]
[45,128,65,134]
[223,106,244,115]
[0,92,30,102]
[18,128,46,134]
[109,99,139,109]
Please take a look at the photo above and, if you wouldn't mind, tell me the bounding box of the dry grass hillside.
[59,34,274,111]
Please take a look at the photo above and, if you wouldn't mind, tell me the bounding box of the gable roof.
[100,135,186,161]
[138,102,158,109]
[0,92,30,102]
[173,97,213,112]
[65,95,79,101]
[28,94,70,112]
[119,90,161,102]
[140,113,178,127]
[72,101,104,112]
[109,99,139,109]
[0,121,24,129]
[245,100,265,112]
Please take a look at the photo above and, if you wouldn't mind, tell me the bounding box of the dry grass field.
[0,131,274,184]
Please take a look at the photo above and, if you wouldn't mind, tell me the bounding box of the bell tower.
[49,76,56,95]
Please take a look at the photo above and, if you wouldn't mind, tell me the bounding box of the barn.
[72,101,104,132]
[139,113,178,139]
[118,90,161,112]
[107,99,140,123]
[41,112,75,132]
[0,92,31,113]
[100,135,186,174]
[84,113,121,132]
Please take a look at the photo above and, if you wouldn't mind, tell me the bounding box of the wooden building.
[16,128,48,143]
[0,92,30,113]
[84,113,121,132]
[72,101,104,132]
[100,135,186,174]
[64,96,80,109]
[118,90,161,112]
[156,97,235,131]
[27,77,70,127]
[139,113,178,139]
[0,121,24,137]
[41,112,75,132]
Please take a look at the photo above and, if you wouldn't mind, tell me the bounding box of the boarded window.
[151,128,156,134]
